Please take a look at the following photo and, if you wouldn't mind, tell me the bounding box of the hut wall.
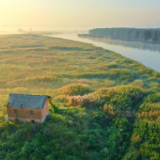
[41,98,49,117]
[7,98,49,124]
[7,106,42,119]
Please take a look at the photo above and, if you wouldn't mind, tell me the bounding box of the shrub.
[53,95,69,103]
[126,119,160,160]
[107,62,118,69]
[131,80,146,89]
[68,94,103,108]
[68,86,144,114]
[144,93,160,103]
[103,118,132,160]
[58,84,90,96]
[87,51,102,59]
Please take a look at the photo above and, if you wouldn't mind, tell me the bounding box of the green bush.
[1,34,160,160]
[58,84,90,96]
[53,95,69,103]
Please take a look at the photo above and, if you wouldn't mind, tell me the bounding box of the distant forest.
[79,28,160,44]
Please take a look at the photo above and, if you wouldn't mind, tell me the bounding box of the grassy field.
[0,34,160,160]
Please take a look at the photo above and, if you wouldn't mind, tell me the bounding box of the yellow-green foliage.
[53,95,69,103]
[0,34,160,99]
[1,35,160,160]
[57,84,90,96]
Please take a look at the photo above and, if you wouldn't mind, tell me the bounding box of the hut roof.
[7,93,51,109]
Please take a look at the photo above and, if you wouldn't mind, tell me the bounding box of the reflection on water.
[50,33,160,72]
[85,37,160,53]
[0,26,160,72]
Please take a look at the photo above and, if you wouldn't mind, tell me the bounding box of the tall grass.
[1,34,160,159]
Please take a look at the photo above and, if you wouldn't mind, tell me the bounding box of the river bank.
[0,34,160,159]
[49,32,160,72]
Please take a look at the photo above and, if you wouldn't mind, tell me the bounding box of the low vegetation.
[0,34,160,159]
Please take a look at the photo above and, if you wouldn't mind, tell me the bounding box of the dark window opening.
[30,110,34,115]
[31,120,35,123]
[14,109,18,114]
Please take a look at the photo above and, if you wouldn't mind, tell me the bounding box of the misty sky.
[0,0,160,27]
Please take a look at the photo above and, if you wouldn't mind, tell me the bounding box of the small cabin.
[6,93,50,124]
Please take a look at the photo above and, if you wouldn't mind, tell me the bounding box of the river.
[0,25,160,72]
[49,33,160,72]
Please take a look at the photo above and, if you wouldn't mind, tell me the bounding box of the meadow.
[0,34,160,160]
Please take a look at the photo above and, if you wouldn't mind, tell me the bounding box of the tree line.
[79,28,160,44]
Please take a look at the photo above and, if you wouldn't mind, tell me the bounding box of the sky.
[0,0,160,27]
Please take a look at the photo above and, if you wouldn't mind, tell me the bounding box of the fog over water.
[1,26,160,72]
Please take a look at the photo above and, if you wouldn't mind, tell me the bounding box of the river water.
[0,26,160,72]
[50,33,160,72]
